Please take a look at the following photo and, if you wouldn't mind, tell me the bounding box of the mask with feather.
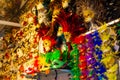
[50,0,62,23]
[75,0,105,24]
[56,10,86,42]
[32,2,49,25]
[62,0,70,9]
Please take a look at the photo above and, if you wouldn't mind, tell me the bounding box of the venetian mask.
[62,0,69,8]
[25,12,34,24]
[17,48,23,58]
[64,32,71,42]
[52,6,61,23]
[43,39,51,52]
[4,33,11,42]
[38,56,50,71]
[57,27,63,36]
[82,9,95,22]
[32,3,48,25]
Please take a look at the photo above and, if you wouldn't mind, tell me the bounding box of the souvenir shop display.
[0,0,120,80]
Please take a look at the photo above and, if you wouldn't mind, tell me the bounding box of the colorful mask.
[42,36,56,52]
[57,26,63,36]
[62,0,69,8]
[82,8,95,22]
[64,32,71,42]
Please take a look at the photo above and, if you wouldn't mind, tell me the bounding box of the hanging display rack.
[0,20,21,27]
[6,17,120,54]
[83,18,120,35]
[0,17,119,33]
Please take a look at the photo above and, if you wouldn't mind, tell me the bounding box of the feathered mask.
[42,36,56,52]
[55,10,86,42]
[75,0,105,23]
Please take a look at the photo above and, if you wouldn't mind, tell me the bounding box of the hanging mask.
[57,26,63,36]
[50,59,65,69]
[16,48,23,58]
[98,23,107,33]
[82,8,95,22]
[105,72,117,80]
[91,31,102,46]
[107,64,118,73]
[95,48,103,55]
[38,55,50,71]
[87,58,96,65]
[79,62,87,70]
[73,35,85,44]
[100,32,110,42]
[94,62,106,74]
[101,44,111,53]
[79,45,86,53]
[64,32,71,42]
[79,55,86,63]
[43,39,51,52]
[62,0,69,9]
[86,54,94,61]
[101,56,116,69]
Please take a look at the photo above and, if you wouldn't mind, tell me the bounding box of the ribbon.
[45,49,60,63]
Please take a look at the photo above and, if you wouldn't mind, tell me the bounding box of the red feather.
[42,36,56,48]
[55,10,86,42]
[55,10,71,32]
[37,25,50,38]
[73,35,85,44]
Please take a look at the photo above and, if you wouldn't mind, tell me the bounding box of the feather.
[55,10,71,32]
[55,10,86,42]
[36,24,50,38]
[42,35,56,50]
